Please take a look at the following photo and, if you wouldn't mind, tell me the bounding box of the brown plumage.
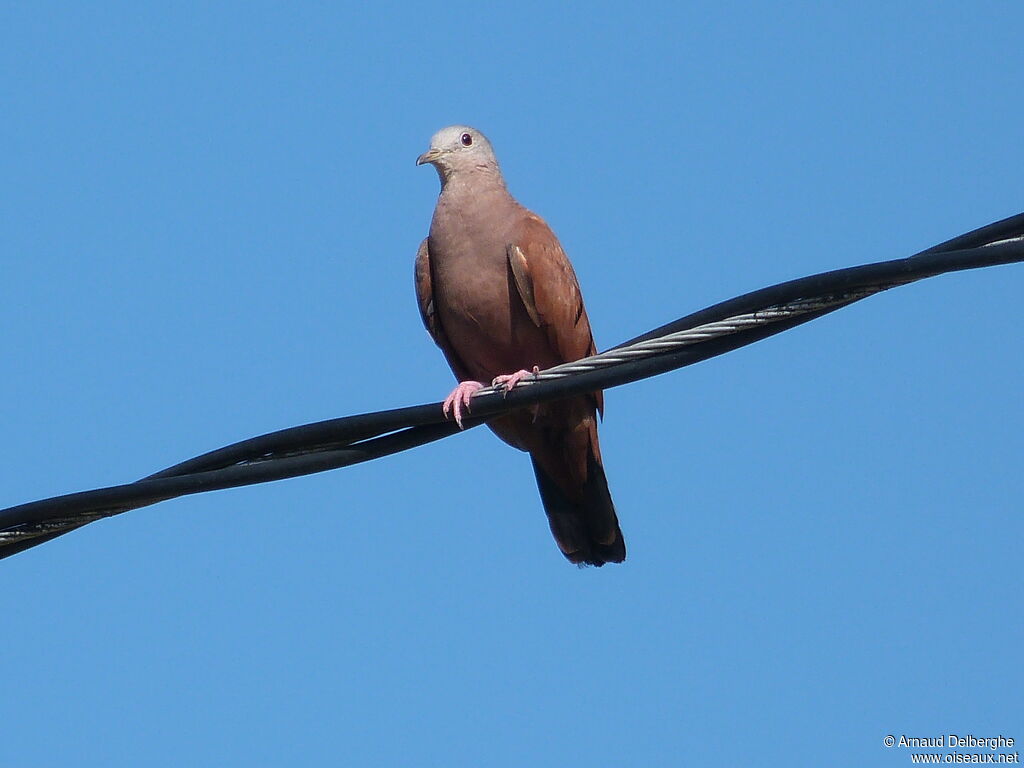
[415,125,625,566]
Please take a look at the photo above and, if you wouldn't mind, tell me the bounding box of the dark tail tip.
[531,451,625,567]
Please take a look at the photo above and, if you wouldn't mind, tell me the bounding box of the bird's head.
[416,125,501,184]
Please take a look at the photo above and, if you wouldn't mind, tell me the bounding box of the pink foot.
[442,381,485,429]
[492,366,540,396]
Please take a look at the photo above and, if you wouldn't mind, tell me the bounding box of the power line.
[2,212,1022,560]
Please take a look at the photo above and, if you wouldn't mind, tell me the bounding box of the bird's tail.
[530,446,626,567]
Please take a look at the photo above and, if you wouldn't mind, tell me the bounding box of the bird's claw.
[442,381,485,429]
[492,366,540,397]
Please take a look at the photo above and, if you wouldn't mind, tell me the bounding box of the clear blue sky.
[3,2,1021,766]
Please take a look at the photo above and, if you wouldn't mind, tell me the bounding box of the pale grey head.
[416,125,502,184]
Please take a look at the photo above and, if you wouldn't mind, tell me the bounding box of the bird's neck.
[439,165,510,198]
[431,169,522,253]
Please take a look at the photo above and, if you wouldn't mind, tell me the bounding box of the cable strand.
[2,212,1023,558]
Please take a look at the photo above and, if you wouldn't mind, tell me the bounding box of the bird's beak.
[416,147,444,166]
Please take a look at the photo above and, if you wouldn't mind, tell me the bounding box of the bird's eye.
[460,133,473,146]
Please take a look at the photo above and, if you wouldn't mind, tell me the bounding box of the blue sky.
[2,2,1021,766]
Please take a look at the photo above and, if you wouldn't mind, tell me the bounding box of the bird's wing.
[507,214,602,413]
[415,238,472,382]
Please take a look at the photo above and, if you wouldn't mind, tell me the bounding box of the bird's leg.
[442,381,486,429]
[492,365,540,396]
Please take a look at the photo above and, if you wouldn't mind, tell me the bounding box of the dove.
[415,125,625,566]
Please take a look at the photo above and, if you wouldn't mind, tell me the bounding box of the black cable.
[2,212,1022,559]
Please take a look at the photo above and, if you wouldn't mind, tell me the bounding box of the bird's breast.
[428,200,556,380]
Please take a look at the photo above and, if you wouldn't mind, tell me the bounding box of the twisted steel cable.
[2,212,1022,559]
